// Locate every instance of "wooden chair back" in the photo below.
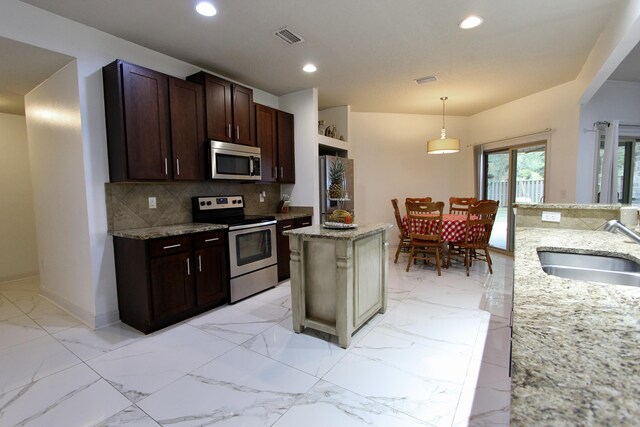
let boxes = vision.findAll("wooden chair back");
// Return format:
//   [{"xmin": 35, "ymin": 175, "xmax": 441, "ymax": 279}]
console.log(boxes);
[
  {"xmin": 464, "ymin": 200, "xmax": 499, "ymax": 246},
  {"xmin": 406, "ymin": 197, "xmax": 433, "ymax": 204},
  {"xmin": 405, "ymin": 201, "xmax": 444, "ymax": 242},
  {"xmin": 391, "ymin": 199, "xmax": 406, "ymax": 236},
  {"xmin": 449, "ymin": 197, "xmax": 478, "ymax": 215}
]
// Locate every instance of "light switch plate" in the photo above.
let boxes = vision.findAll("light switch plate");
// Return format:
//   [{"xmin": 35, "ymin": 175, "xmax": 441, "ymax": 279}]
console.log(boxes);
[
  {"xmin": 148, "ymin": 197, "xmax": 157, "ymax": 209},
  {"xmin": 541, "ymin": 211, "xmax": 561, "ymax": 222}
]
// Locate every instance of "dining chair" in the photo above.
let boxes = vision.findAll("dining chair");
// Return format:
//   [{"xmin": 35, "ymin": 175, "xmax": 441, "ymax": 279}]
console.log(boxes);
[
  {"xmin": 391, "ymin": 199, "xmax": 411, "ymax": 263},
  {"xmin": 406, "ymin": 197, "xmax": 433, "ymax": 204},
  {"xmin": 405, "ymin": 201, "xmax": 445, "ymax": 275},
  {"xmin": 447, "ymin": 200, "xmax": 499, "ymax": 276},
  {"xmin": 449, "ymin": 197, "xmax": 478, "ymax": 215}
]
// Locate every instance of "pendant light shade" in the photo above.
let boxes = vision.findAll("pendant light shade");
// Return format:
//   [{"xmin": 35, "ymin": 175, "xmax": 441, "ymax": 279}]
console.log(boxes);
[{"xmin": 427, "ymin": 97, "xmax": 459, "ymax": 154}]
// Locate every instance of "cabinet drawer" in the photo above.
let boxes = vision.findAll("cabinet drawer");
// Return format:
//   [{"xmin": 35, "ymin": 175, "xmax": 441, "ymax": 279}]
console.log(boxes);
[
  {"xmin": 148, "ymin": 235, "xmax": 191, "ymax": 257},
  {"xmin": 277, "ymin": 219, "xmax": 295, "ymax": 233},
  {"xmin": 193, "ymin": 231, "xmax": 225, "ymax": 249},
  {"xmin": 295, "ymin": 217, "xmax": 312, "ymax": 228}
]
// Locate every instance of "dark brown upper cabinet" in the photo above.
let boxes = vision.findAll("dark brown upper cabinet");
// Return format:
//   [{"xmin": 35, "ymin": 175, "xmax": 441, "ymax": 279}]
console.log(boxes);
[
  {"xmin": 103, "ymin": 60, "xmax": 205, "ymax": 182},
  {"xmin": 255, "ymin": 104, "xmax": 295, "ymax": 183},
  {"xmin": 169, "ymin": 78, "xmax": 205, "ymax": 181},
  {"xmin": 187, "ymin": 72, "xmax": 256, "ymax": 146}
]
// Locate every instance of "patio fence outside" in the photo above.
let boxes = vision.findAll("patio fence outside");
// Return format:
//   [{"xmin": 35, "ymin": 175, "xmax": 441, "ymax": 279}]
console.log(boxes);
[{"xmin": 487, "ymin": 179, "xmax": 544, "ymax": 206}]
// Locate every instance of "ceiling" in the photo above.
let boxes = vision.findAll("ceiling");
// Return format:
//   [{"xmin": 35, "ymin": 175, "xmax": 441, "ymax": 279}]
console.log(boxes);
[
  {"xmin": 0, "ymin": 37, "xmax": 73, "ymax": 115},
  {"xmin": 2, "ymin": 0, "xmax": 637, "ymax": 116}
]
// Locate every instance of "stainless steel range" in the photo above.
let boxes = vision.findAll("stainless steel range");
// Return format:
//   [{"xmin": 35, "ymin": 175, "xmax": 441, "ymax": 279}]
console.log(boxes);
[{"xmin": 192, "ymin": 196, "xmax": 277, "ymax": 303}]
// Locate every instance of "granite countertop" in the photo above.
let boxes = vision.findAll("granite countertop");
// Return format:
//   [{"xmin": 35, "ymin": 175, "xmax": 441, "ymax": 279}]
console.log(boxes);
[
  {"xmin": 110, "ymin": 214, "xmax": 312, "ymax": 240},
  {"xmin": 272, "ymin": 212, "xmax": 312, "ymax": 221},
  {"xmin": 512, "ymin": 227, "xmax": 640, "ymax": 425},
  {"xmin": 284, "ymin": 223, "xmax": 392, "ymax": 240},
  {"xmin": 110, "ymin": 223, "xmax": 227, "ymax": 240},
  {"xmin": 514, "ymin": 203, "xmax": 620, "ymax": 210}
]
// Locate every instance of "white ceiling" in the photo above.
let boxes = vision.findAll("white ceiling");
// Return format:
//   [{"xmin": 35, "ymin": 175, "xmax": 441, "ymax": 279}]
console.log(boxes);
[{"xmin": 2, "ymin": 0, "xmax": 637, "ymax": 116}]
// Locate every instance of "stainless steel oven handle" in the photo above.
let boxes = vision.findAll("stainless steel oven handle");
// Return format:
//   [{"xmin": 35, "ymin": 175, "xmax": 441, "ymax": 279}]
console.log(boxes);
[{"xmin": 228, "ymin": 220, "xmax": 277, "ymax": 231}]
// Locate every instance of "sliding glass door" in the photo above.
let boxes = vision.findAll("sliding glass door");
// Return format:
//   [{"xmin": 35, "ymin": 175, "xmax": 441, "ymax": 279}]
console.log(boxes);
[{"xmin": 484, "ymin": 142, "xmax": 547, "ymax": 252}]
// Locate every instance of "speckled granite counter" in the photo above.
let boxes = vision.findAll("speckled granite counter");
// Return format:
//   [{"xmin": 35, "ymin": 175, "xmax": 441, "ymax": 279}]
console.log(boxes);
[
  {"xmin": 284, "ymin": 223, "xmax": 392, "ymax": 240},
  {"xmin": 110, "ymin": 223, "xmax": 226, "ymax": 240},
  {"xmin": 272, "ymin": 212, "xmax": 312, "ymax": 221},
  {"xmin": 512, "ymin": 227, "xmax": 640, "ymax": 425}
]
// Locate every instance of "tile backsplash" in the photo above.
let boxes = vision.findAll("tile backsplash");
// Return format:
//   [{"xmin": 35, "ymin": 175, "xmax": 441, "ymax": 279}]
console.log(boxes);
[{"xmin": 106, "ymin": 182, "xmax": 281, "ymax": 231}]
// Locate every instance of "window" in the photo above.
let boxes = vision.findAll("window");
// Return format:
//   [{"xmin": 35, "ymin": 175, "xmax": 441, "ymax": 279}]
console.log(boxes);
[{"xmin": 596, "ymin": 133, "xmax": 640, "ymax": 204}]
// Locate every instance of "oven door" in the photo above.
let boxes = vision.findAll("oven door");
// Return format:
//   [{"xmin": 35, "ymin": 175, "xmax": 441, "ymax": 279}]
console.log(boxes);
[{"xmin": 228, "ymin": 222, "xmax": 277, "ymax": 278}]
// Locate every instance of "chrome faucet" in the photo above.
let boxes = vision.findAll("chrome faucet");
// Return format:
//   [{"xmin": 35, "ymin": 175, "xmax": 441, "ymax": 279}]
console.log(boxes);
[{"xmin": 603, "ymin": 220, "xmax": 640, "ymax": 244}]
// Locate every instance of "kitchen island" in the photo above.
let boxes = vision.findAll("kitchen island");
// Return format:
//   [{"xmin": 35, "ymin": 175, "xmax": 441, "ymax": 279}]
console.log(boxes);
[
  {"xmin": 512, "ymin": 227, "xmax": 640, "ymax": 425},
  {"xmin": 284, "ymin": 223, "xmax": 392, "ymax": 348}
]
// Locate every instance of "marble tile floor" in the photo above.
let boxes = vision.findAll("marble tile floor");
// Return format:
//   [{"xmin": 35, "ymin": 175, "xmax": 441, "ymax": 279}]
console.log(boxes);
[{"xmin": 0, "ymin": 251, "xmax": 513, "ymax": 426}]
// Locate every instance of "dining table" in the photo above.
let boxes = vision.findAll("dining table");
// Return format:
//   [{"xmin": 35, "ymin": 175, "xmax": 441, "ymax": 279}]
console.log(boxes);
[{"xmin": 401, "ymin": 213, "xmax": 480, "ymax": 242}]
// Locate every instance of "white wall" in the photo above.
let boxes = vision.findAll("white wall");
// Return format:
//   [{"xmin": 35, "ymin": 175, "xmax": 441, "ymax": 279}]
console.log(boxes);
[
  {"xmin": 279, "ymin": 89, "xmax": 320, "ymax": 224},
  {"xmin": 350, "ymin": 112, "xmax": 471, "ymax": 225},
  {"xmin": 469, "ymin": 81, "xmax": 583, "ymax": 203},
  {"xmin": 577, "ymin": 80, "xmax": 640, "ymax": 202},
  {"xmin": 24, "ymin": 62, "xmax": 96, "ymax": 322},
  {"xmin": 319, "ymin": 106, "xmax": 350, "ymax": 142},
  {"xmin": 0, "ymin": 113, "xmax": 39, "ymax": 281}
]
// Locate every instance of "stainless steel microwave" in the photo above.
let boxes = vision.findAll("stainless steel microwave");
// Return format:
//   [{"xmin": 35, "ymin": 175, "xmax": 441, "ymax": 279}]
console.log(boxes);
[{"xmin": 209, "ymin": 140, "xmax": 261, "ymax": 181}]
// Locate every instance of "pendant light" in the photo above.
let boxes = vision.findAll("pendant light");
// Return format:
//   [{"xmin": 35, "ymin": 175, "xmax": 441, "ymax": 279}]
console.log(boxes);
[{"xmin": 427, "ymin": 97, "xmax": 460, "ymax": 154}]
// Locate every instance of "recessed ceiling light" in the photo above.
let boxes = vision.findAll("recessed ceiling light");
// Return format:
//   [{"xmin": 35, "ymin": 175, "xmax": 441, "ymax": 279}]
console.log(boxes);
[
  {"xmin": 459, "ymin": 15, "xmax": 483, "ymax": 29},
  {"xmin": 195, "ymin": 2, "xmax": 217, "ymax": 17},
  {"xmin": 303, "ymin": 64, "xmax": 317, "ymax": 73}
]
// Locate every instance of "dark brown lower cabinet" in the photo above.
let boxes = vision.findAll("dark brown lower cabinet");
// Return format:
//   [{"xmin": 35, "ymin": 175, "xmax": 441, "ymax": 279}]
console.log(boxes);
[
  {"xmin": 277, "ymin": 216, "xmax": 312, "ymax": 282},
  {"xmin": 114, "ymin": 230, "xmax": 228, "ymax": 334}
]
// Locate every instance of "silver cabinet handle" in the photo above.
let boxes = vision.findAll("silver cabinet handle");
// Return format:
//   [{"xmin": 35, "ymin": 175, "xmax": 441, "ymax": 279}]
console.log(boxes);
[
  {"xmin": 204, "ymin": 237, "xmax": 219, "ymax": 242},
  {"xmin": 236, "ymin": 125, "xmax": 240, "ymax": 139},
  {"xmin": 228, "ymin": 123, "xmax": 232, "ymax": 138},
  {"xmin": 300, "ymin": 222, "xmax": 310, "ymax": 226},
  {"xmin": 274, "ymin": 167, "xmax": 278, "ymax": 179},
  {"xmin": 282, "ymin": 225, "xmax": 293, "ymax": 229},
  {"xmin": 186, "ymin": 258, "xmax": 190, "ymax": 276},
  {"xmin": 163, "ymin": 244, "xmax": 181, "ymax": 249},
  {"xmin": 164, "ymin": 158, "xmax": 168, "ymax": 175},
  {"xmin": 197, "ymin": 255, "xmax": 202, "ymax": 272},
  {"xmin": 176, "ymin": 159, "xmax": 180, "ymax": 176},
  {"xmin": 280, "ymin": 166, "xmax": 284, "ymax": 178}
]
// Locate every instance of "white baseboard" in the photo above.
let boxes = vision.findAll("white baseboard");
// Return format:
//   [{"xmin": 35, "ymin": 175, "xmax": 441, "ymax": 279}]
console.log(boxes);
[
  {"xmin": 0, "ymin": 272, "xmax": 40, "ymax": 284},
  {"xmin": 39, "ymin": 287, "xmax": 120, "ymax": 329}
]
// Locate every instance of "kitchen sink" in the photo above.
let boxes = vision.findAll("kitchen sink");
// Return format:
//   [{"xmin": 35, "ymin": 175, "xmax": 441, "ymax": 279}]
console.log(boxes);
[{"xmin": 538, "ymin": 251, "xmax": 640, "ymax": 287}]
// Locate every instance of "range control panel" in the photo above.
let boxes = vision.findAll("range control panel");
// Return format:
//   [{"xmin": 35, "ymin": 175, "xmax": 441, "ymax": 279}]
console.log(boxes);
[{"xmin": 195, "ymin": 195, "xmax": 244, "ymax": 211}]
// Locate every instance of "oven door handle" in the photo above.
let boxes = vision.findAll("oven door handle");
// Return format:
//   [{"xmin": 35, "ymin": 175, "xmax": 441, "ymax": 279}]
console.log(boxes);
[{"xmin": 228, "ymin": 220, "xmax": 277, "ymax": 231}]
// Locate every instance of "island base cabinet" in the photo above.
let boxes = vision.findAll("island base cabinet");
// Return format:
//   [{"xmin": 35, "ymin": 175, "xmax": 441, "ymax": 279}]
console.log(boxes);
[{"xmin": 289, "ymin": 230, "xmax": 388, "ymax": 348}]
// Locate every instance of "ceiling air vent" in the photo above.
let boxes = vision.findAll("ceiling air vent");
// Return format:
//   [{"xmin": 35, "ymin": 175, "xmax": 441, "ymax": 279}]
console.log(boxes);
[
  {"xmin": 274, "ymin": 27, "xmax": 305, "ymax": 45},
  {"xmin": 415, "ymin": 75, "xmax": 438, "ymax": 85}
]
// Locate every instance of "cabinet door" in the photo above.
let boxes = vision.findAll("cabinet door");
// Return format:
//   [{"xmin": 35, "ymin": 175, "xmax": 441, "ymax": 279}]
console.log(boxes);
[
  {"xmin": 277, "ymin": 220, "xmax": 295, "ymax": 281},
  {"xmin": 203, "ymin": 74, "xmax": 233, "ymax": 142},
  {"xmin": 232, "ymin": 84, "xmax": 255, "ymax": 146},
  {"xmin": 277, "ymin": 111, "xmax": 295, "ymax": 183},
  {"xmin": 122, "ymin": 62, "xmax": 171, "ymax": 180},
  {"xmin": 149, "ymin": 253, "xmax": 195, "ymax": 321},
  {"xmin": 255, "ymin": 104, "xmax": 278, "ymax": 182},
  {"xmin": 195, "ymin": 246, "xmax": 228, "ymax": 305},
  {"xmin": 169, "ymin": 78, "xmax": 205, "ymax": 180}
]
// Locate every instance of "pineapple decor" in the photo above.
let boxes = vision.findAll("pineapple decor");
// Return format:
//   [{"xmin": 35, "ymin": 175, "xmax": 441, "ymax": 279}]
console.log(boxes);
[{"xmin": 328, "ymin": 156, "xmax": 346, "ymax": 199}]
